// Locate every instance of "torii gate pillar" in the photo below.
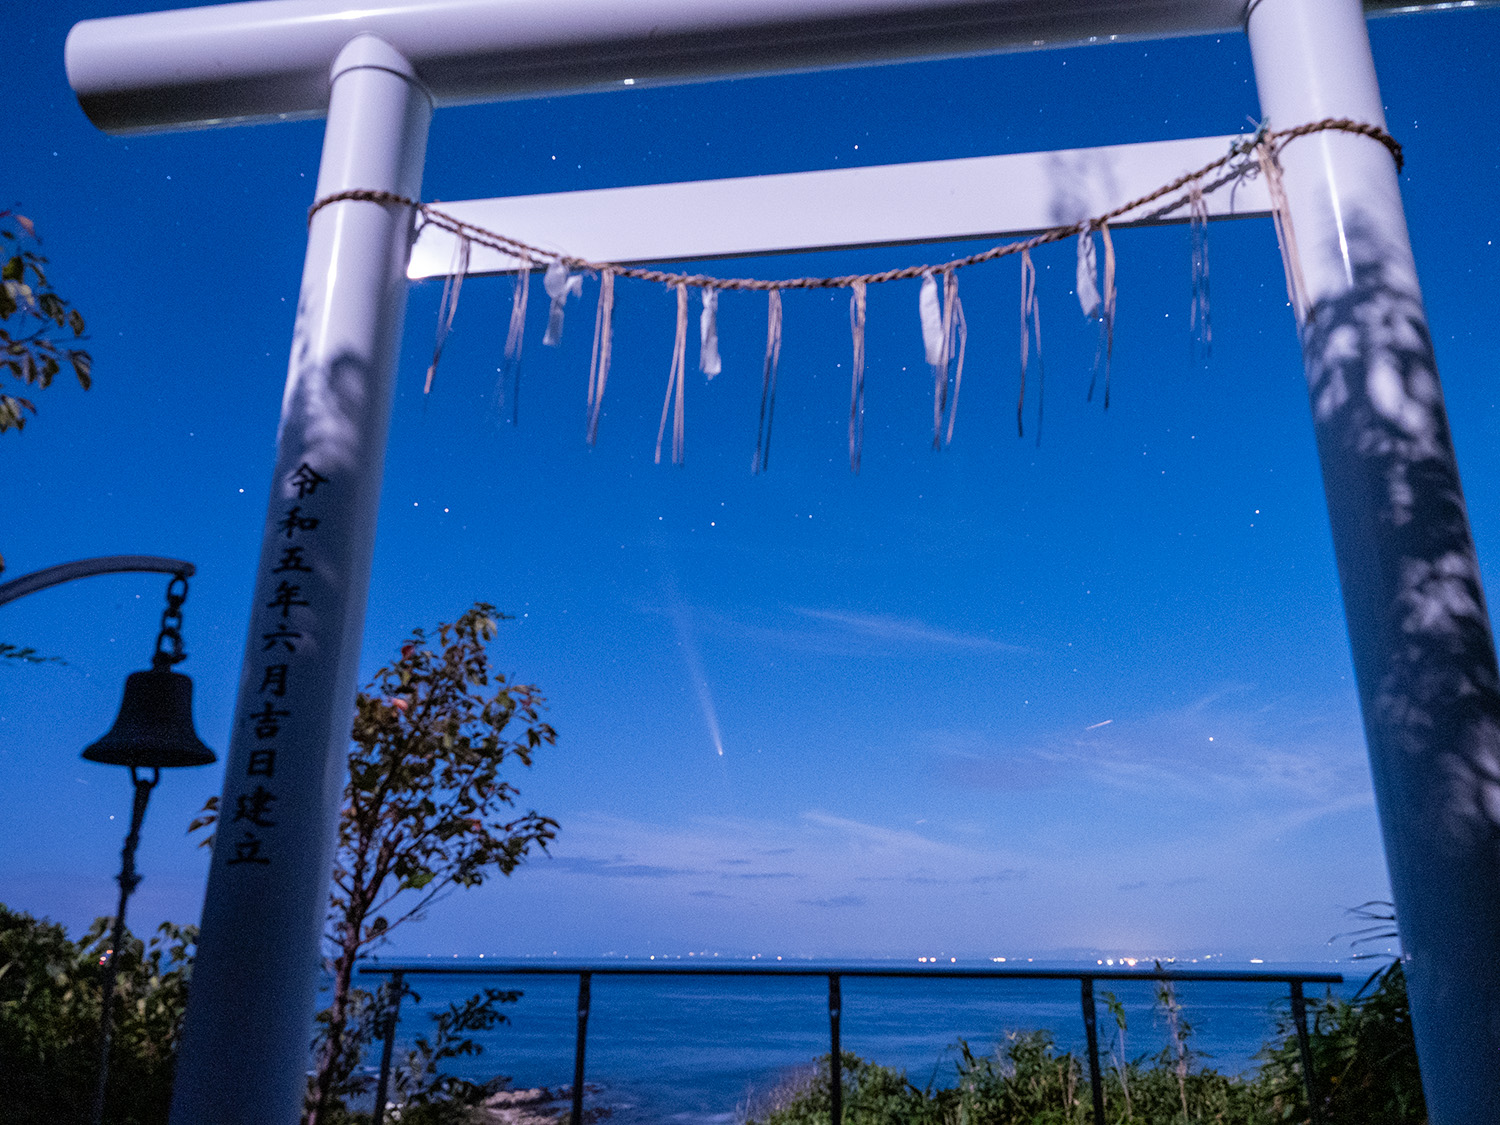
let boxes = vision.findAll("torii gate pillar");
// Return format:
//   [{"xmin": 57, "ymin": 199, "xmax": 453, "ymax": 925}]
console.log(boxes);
[
  {"xmin": 1248, "ymin": 1, "xmax": 1500, "ymax": 1119},
  {"xmin": 166, "ymin": 34, "xmax": 430, "ymax": 1125}
]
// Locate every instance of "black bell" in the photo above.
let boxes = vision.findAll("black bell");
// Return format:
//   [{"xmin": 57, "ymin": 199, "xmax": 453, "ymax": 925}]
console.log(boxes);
[{"xmin": 82, "ymin": 668, "xmax": 217, "ymax": 769}]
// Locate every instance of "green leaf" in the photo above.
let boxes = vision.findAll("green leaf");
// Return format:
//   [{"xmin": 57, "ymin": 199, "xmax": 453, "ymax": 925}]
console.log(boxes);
[
  {"xmin": 0, "ymin": 393, "xmax": 35, "ymax": 432},
  {"xmin": 0, "ymin": 641, "xmax": 64, "ymax": 664},
  {"xmin": 400, "ymin": 869, "xmax": 435, "ymax": 891},
  {"xmin": 68, "ymin": 350, "xmax": 91, "ymax": 390}
]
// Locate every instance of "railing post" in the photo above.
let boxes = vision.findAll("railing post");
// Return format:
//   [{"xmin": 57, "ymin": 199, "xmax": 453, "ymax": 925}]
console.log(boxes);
[
  {"xmin": 571, "ymin": 972, "xmax": 592, "ymax": 1125},
  {"xmin": 372, "ymin": 970, "xmax": 404, "ymax": 1125},
  {"xmin": 1081, "ymin": 977, "xmax": 1106, "ymax": 1124},
  {"xmin": 828, "ymin": 974, "xmax": 843, "ymax": 1125},
  {"xmin": 1290, "ymin": 981, "xmax": 1322, "ymax": 1125}
]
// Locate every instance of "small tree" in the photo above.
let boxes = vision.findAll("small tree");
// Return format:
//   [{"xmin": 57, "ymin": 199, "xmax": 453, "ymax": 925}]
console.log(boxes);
[
  {"xmin": 1, "ymin": 210, "xmax": 91, "ymax": 436},
  {"xmin": 195, "ymin": 603, "xmax": 557, "ymax": 1123},
  {"xmin": 0, "ymin": 208, "xmax": 93, "ymax": 582}
]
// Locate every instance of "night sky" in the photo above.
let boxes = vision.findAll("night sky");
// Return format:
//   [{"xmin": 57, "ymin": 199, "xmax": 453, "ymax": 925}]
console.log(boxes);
[{"xmin": 4, "ymin": 2, "xmax": 1499, "ymax": 962}]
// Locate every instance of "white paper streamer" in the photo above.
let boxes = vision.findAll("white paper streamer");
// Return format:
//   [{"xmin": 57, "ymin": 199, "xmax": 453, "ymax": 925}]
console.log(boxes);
[
  {"xmin": 1256, "ymin": 141, "xmax": 1309, "ymax": 329},
  {"xmin": 919, "ymin": 272, "xmax": 944, "ymax": 366},
  {"xmin": 1076, "ymin": 230, "xmax": 1101, "ymax": 320},
  {"xmin": 849, "ymin": 280, "xmax": 867, "ymax": 473},
  {"xmin": 1019, "ymin": 249, "xmax": 1044, "ymax": 442},
  {"xmin": 587, "ymin": 269, "xmax": 615, "ymax": 445},
  {"xmin": 753, "ymin": 290, "xmax": 783, "ymax": 474},
  {"xmin": 501, "ymin": 259, "xmax": 532, "ymax": 425},
  {"xmin": 942, "ymin": 270, "xmax": 967, "ymax": 447},
  {"xmin": 543, "ymin": 258, "xmax": 583, "ymax": 347},
  {"xmin": 699, "ymin": 288, "xmax": 722, "ymax": 378},
  {"xmin": 1087, "ymin": 222, "xmax": 1118, "ymax": 408},
  {"xmin": 1189, "ymin": 183, "xmax": 1212, "ymax": 365},
  {"xmin": 656, "ymin": 284, "xmax": 689, "ymax": 465},
  {"xmin": 424, "ymin": 235, "xmax": 470, "ymax": 395}
]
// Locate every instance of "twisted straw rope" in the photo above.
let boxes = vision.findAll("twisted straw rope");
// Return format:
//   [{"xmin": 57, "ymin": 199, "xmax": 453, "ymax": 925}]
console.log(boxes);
[{"xmin": 308, "ymin": 118, "xmax": 1401, "ymax": 292}]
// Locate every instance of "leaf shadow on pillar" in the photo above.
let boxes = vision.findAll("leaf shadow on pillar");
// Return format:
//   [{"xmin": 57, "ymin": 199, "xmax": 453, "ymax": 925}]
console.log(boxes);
[{"xmin": 1299, "ymin": 208, "xmax": 1500, "ymax": 926}]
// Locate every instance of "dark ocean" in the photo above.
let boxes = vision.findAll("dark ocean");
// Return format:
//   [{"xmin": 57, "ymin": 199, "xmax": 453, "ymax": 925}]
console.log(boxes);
[{"xmin": 361, "ymin": 960, "xmax": 1356, "ymax": 1124}]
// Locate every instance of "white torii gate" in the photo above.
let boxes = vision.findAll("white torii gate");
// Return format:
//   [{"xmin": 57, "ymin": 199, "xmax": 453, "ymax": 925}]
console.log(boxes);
[{"xmin": 64, "ymin": 1, "xmax": 1500, "ymax": 1122}]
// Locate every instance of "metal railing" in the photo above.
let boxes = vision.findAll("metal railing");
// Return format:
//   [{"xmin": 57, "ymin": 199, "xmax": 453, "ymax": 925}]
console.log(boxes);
[{"xmin": 357, "ymin": 961, "xmax": 1343, "ymax": 1125}]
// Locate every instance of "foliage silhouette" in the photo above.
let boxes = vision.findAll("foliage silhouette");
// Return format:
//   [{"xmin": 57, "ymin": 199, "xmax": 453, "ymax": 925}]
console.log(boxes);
[
  {"xmin": 1, "ymin": 210, "xmax": 91, "ymax": 437},
  {"xmin": 0, "ymin": 905, "xmax": 194, "ymax": 1125}
]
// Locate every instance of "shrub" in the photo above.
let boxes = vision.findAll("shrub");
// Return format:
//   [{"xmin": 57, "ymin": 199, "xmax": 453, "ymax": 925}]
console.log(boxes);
[
  {"xmin": 748, "ymin": 1052, "xmax": 945, "ymax": 1125},
  {"xmin": 1257, "ymin": 961, "xmax": 1426, "ymax": 1125},
  {"xmin": 0, "ymin": 904, "xmax": 193, "ymax": 1125}
]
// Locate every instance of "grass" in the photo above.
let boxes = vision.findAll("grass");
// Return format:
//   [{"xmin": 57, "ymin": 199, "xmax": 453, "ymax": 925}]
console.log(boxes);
[{"xmin": 741, "ymin": 964, "xmax": 1427, "ymax": 1125}]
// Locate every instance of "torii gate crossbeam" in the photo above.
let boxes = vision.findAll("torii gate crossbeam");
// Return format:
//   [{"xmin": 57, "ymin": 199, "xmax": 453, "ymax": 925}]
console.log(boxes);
[{"xmin": 63, "ymin": 2, "xmax": 1500, "ymax": 1123}]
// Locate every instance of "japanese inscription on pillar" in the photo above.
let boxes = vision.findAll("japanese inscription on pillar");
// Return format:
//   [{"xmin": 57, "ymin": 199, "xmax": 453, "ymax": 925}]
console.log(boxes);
[{"xmin": 226, "ymin": 460, "xmax": 330, "ymax": 868}]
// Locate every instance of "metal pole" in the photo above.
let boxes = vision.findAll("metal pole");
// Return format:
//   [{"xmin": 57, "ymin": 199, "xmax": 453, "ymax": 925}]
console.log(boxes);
[
  {"xmin": 828, "ymin": 974, "xmax": 843, "ymax": 1125},
  {"xmin": 1247, "ymin": 3, "xmax": 1500, "ymax": 1122},
  {"xmin": 1080, "ymin": 977, "xmax": 1106, "ymax": 1125},
  {"xmin": 1289, "ymin": 981, "xmax": 1322, "ymax": 1125},
  {"xmin": 168, "ymin": 33, "xmax": 431, "ymax": 1125},
  {"xmin": 0, "ymin": 556, "xmax": 193, "ymax": 607},
  {"xmin": 88, "ymin": 768, "xmax": 158, "ymax": 1125},
  {"xmin": 372, "ymin": 971, "xmax": 405, "ymax": 1125},
  {"xmin": 571, "ymin": 972, "xmax": 592, "ymax": 1125}
]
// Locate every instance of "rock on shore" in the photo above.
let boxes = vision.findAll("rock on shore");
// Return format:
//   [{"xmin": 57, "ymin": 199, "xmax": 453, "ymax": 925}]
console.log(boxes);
[{"xmin": 477, "ymin": 1085, "xmax": 610, "ymax": 1125}]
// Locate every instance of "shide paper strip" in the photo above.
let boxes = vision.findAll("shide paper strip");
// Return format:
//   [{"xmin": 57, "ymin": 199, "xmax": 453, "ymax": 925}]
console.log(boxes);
[
  {"xmin": 753, "ymin": 289, "xmax": 783, "ymax": 474},
  {"xmin": 1019, "ymin": 248, "xmax": 1044, "ymax": 443},
  {"xmin": 700, "ymin": 287, "xmax": 722, "ymax": 377},
  {"xmin": 1085, "ymin": 222, "xmax": 1117, "ymax": 408},
  {"xmin": 501, "ymin": 260, "xmax": 532, "ymax": 425},
  {"xmin": 423, "ymin": 235, "xmax": 470, "ymax": 395},
  {"xmin": 542, "ymin": 258, "xmax": 583, "ymax": 347},
  {"xmin": 587, "ymin": 269, "xmax": 615, "ymax": 445},
  {"xmin": 1256, "ymin": 141, "xmax": 1309, "ymax": 330},
  {"xmin": 920, "ymin": 270, "xmax": 965, "ymax": 447},
  {"xmin": 1076, "ymin": 229, "xmax": 1101, "ymax": 320},
  {"xmin": 1189, "ymin": 183, "xmax": 1211, "ymax": 365},
  {"xmin": 848, "ymin": 280, "xmax": 867, "ymax": 473},
  {"xmin": 656, "ymin": 283, "xmax": 689, "ymax": 465},
  {"xmin": 942, "ymin": 269, "xmax": 967, "ymax": 446}
]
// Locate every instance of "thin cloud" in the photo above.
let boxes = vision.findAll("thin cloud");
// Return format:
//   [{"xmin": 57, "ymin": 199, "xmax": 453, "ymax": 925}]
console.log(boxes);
[
  {"xmin": 794, "ymin": 608, "xmax": 1027, "ymax": 652},
  {"xmin": 1117, "ymin": 875, "xmax": 1208, "ymax": 892},
  {"xmin": 930, "ymin": 689, "xmax": 1373, "ymax": 808},
  {"xmin": 543, "ymin": 856, "xmax": 696, "ymax": 879},
  {"xmin": 723, "ymin": 871, "xmax": 798, "ymax": 880},
  {"xmin": 799, "ymin": 894, "xmax": 866, "ymax": 909}
]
